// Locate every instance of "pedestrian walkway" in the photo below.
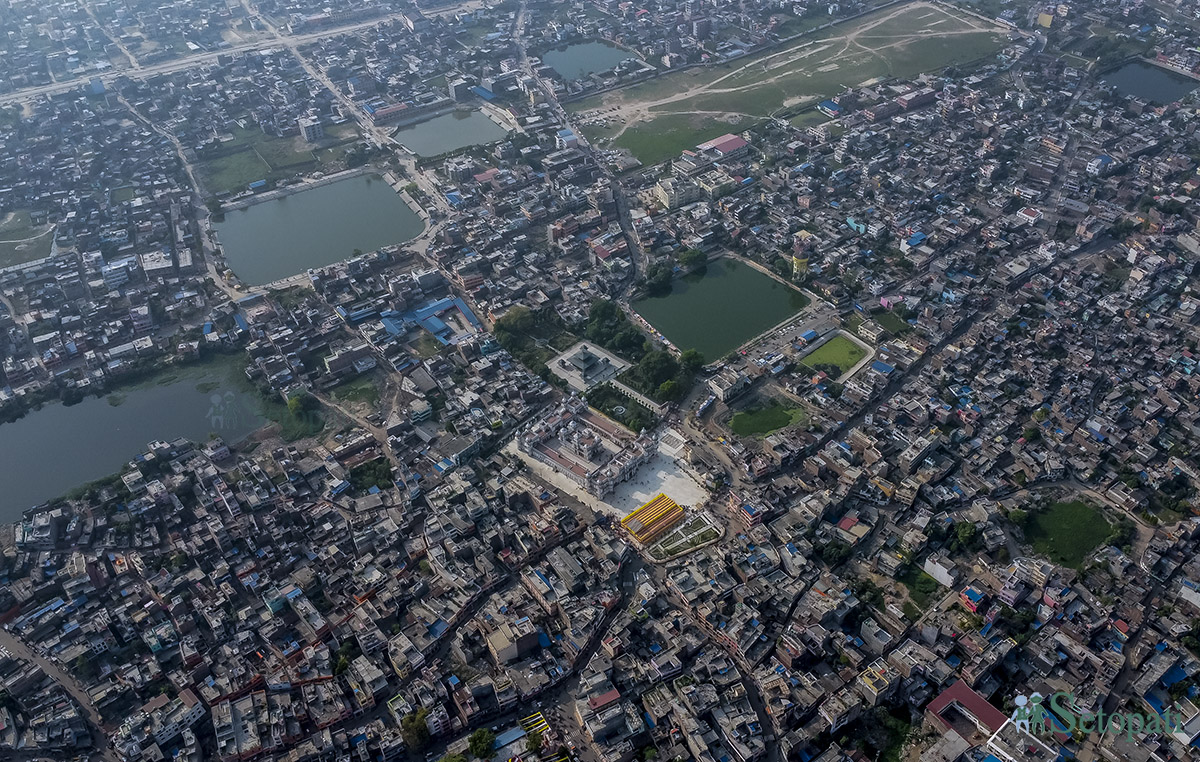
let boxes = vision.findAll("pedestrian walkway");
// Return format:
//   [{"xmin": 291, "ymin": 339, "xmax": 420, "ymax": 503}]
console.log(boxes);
[{"xmin": 520, "ymin": 711, "xmax": 550, "ymax": 735}]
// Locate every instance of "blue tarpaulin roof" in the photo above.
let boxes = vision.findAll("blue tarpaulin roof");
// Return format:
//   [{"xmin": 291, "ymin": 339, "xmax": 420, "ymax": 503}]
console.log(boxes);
[{"xmin": 494, "ymin": 727, "xmax": 526, "ymax": 748}]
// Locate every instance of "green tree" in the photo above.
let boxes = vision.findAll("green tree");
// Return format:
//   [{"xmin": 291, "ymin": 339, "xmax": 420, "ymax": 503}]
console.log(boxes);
[
  {"xmin": 635, "ymin": 351, "xmax": 679, "ymax": 389},
  {"xmin": 525, "ymin": 731, "xmax": 544, "ymax": 754},
  {"xmin": 657, "ymin": 379, "xmax": 682, "ymax": 401},
  {"xmin": 287, "ymin": 393, "xmax": 313, "ymax": 416},
  {"xmin": 439, "ymin": 755, "xmax": 468, "ymax": 762},
  {"xmin": 642, "ymin": 263, "xmax": 673, "ymax": 296},
  {"xmin": 680, "ymin": 349, "xmax": 705, "ymax": 374},
  {"xmin": 401, "ymin": 708, "xmax": 431, "ymax": 751},
  {"xmin": 819, "ymin": 541, "xmax": 851, "ymax": 567},
  {"xmin": 469, "ymin": 729, "xmax": 497, "ymax": 758},
  {"xmin": 678, "ymin": 248, "xmax": 707, "ymax": 269},
  {"xmin": 955, "ymin": 522, "xmax": 978, "ymax": 548},
  {"xmin": 495, "ymin": 306, "xmax": 535, "ymax": 335}
]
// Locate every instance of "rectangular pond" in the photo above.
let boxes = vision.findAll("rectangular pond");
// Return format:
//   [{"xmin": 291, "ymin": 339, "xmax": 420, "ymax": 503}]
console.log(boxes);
[
  {"xmin": 214, "ymin": 173, "xmax": 424, "ymax": 285},
  {"xmin": 0, "ymin": 354, "xmax": 264, "ymax": 518},
  {"xmin": 632, "ymin": 259, "xmax": 809, "ymax": 360},
  {"xmin": 394, "ymin": 110, "xmax": 510, "ymax": 157},
  {"xmin": 542, "ymin": 40, "xmax": 634, "ymax": 81},
  {"xmin": 1101, "ymin": 61, "xmax": 1198, "ymax": 104}
]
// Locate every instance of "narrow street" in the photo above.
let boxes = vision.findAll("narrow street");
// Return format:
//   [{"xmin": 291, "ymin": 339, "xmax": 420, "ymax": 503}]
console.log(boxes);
[
  {"xmin": 241, "ymin": 2, "xmax": 453, "ymax": 217},
  {"xmin": 78, "ymin": 0, "xmax": 141, "ymax": 70},
  {"xmin": 115, "ymin": 91, "xmax": 248, "ymax": 304},
  {"xmin": 513, "ymin": 0, "xmax": 644, "ymax": 285},
  {"xmin": 638, "ymin": 560, "xmax": 783, "ymax": 762},
  {"xmin": 0, "ymin": 628, "xmax": 118, "ymax": 761},
  {"xmin": 311, "ymin": 390, "xmax": 402, "ymax": 471},
  {"xmin": 410, "ymin": 554, "xmax": 641, "ymax": 762}
]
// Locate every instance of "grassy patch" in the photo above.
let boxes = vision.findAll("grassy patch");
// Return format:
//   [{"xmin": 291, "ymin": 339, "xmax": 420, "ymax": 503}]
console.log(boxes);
[
  {"xmin": 574, "ymin": 4, "xmax": 1005, "ymax": 164},
  {"xmin": 0, "ymin": 210, "xmax": 54, "ymax": 268},
  {"xmin": 255, "ymin": 392, "xmax": 326, "ymax": 441},
  {"xmin": 456, "ymin": 23, "xmax": 502, "ymax": 46},
  {"xmin": 110, "ymin": 186, "xmax": 137, "ymax": 203},
  {"xmin": 897, "ymin": 566, "xmax": 940, "ymax": 609},
  {"xmin": 196, "ymin": 125, "xmax": 354, "ymax": 195},
  {"xmin": 860, "ymin": 6, "xmax": 977, "ymax": 37},
  {"xmin": 801, "ymin": 335, "xmax": 867, "ymax": 376},
  {"xmin": 1056, "ymin": 51, "xmax": 1094, "ymax": 69},
  {"xmin": 873, "ymin": 309, "xmax": 911, "ymax": 334},
  {"xmin": 1025, "ymin": 500, "xmax": 1112, "ymax": 569},
  {"xmin": 728, "ymin": 401, "xmax": 805, "ymax": 437},
  {"xmin": 414, "ymin": 333, "xmax": 444, "ymax": 358},
  {"xmin": 331, "ymin": 374, "xmax": 380, "ymax": 406},
  {"xmin": 788, "ymin": 109, "xmax": 831, "ymax": 129},
  {"xmin": 197, "ymin": 148, "xmax": 272, "ymax": 195},
  {"xmin": 613, "ymin": 112, "xmax": 756, "ymax": 166}
]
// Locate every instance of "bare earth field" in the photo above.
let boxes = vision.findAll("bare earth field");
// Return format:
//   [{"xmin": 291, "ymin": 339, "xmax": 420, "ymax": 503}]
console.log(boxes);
[{"xmin": 569, "ymin": 2, "xmax": 1007, "ymax": 164}]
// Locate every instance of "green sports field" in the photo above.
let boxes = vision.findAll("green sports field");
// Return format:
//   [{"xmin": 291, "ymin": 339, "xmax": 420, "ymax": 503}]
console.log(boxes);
[{"xmin": 801, "ymin": 335, "xmax": 868, "ymax": 376}]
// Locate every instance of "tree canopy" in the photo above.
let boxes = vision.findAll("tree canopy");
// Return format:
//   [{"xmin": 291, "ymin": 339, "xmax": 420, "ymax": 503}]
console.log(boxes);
[
  {"xmin": 468, "ymin": 729, "xmax": 496, "ymax": 759},
  {"xmin": 678, "ymin": 248, "xmax": 707, "ymax": 270},
  {"xmin": 401, "ymin": 708, "xmax": 431, "ymax": 751}
]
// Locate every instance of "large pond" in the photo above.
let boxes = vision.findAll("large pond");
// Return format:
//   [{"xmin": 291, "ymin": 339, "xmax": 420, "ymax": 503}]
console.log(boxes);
[
  {"xmin": 1101, "ymin": 61, "xmax": 1198, "ymax": 104},
  {"xmin": 215, "ymin": 174, "xmax": 424, "ymax": 285},
  {"xmin": 394, "ymin": 110, "xmax": 510, "ymax": 157},
  {"xmin": 633, "ymin": 259, "xmax": 810, "ymax": 360},
  {"xmin": 542, "ymin": 40, "xmax": 633, "ymax": 81},
  {"xmin": 0, "ymin": 354, "xmax": 264, "ymax": 519}
]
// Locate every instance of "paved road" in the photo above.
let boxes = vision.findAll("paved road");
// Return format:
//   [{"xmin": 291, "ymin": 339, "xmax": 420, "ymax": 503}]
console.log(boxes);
[
  {"xmin": 261, "ymin": 7, "xmax": 454, "ymax": 216},
  {"xmin": 0, "ymin": 628, "xmax": 118, "ymax": 761},
  {"xmin": 636, "ymin": 559, "xmax": 783, "ymax": 762},
  {"xmin": 312, "ymin": 390, "xmax": 403, "ymax": 470},
  {"xmin": 513, "ymin": 0, "xmax": 644, "ymax": 287},
  {"xmin": 1102, "ymin": 560, "xmax": 1180, "ymax": 717},
  {"xmin": 0, "ymin": 14, "xmax": 420, "ymax": 107},
  {"xmin": 412, "ymin": 554, "xmax": 640, "ymax": 762}
]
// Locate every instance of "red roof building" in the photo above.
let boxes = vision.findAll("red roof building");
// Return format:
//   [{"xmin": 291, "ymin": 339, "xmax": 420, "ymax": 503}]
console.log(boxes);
[
  {"xmin": 697, "ymin": 134, "xmax": 749, "ymax": 159},
  {"xmin": 587, "ymin": 688, "xmax": 621, "ymax": 711},
  {"xmin": 925, "ymin": 680, "xmax": 1008, "ymax": 739}
]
